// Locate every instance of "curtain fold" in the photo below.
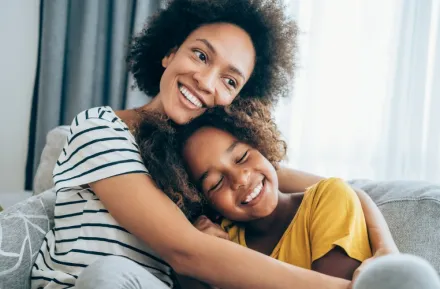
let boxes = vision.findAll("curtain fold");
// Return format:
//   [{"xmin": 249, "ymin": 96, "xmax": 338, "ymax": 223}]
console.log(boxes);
[
  {"xmin": 27, "ymin": 0, "xmax": 440, "ymax": 188},
  {"xmin": 26, "ymin": 0, "xmax": 163, "ymax": 189},
  {"xmin": 279, "ymin": 0, "xmax": 440, "ymax": 182},
  {"xmin": 382, "ymin": 0, "xmax": 440, "ymax": 181}
]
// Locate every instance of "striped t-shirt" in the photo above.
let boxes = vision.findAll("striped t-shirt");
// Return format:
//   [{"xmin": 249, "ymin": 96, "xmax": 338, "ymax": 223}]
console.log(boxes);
[{"xmin": 31, "ymin": 106, "xmax": 174, "ymax": 289}]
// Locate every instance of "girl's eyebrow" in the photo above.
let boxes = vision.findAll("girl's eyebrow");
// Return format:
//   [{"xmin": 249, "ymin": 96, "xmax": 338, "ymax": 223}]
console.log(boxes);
[
  {"xmin": 198, "ymin": 141, "xmax": 240, "ymax": 183},
  {"xmin": 199, "ymin": 171, "xmax": 209, "ymax": 183},
  {"xmin": 195, "ymin": 38, "xmax": 246, "ymax": 81},
  {"xmin": 226, "ymin": 141, "xmax": 240, "ymax": 153}
]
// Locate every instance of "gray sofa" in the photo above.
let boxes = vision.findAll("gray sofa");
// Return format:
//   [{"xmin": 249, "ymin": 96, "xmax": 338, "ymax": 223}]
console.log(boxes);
[{"xmin": 1, "ymin": 127, "xmax": 440, "ymax": 289}]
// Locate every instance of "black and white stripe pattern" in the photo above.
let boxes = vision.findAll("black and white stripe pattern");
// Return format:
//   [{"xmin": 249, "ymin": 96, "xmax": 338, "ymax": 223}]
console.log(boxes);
[{"xmin": 31, "ymin": 107, "xmax": 174, "ymax": 288}]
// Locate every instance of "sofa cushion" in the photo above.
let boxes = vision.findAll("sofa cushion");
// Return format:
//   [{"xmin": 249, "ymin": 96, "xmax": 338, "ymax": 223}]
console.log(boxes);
[
  {"xmin": 0, "ymin": 188, "xmax": 56, "ymax": 289},
  {"xmin": 33, "ymin": 126, "xmax": 70, "ymax": 195},
  {"xmin": 1, "ymin": 176, "xmax": 439, "ymax": 289},
  {"xmin": 349, "ymin": 179, "xmax": 440, "ymax": 273}
]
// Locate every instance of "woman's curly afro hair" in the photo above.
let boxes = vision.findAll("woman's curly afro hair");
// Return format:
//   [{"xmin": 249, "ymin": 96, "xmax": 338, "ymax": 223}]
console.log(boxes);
[
  {"xmin": 128, "ymin": 0, "xmax": 297, "ymax": 105},
  {"xmin": 135, "ymin": 99, "xmax": 287, "ymax": 220}
]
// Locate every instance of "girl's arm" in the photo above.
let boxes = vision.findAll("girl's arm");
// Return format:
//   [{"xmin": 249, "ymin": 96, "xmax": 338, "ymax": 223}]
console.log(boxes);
[
  {"xmin": 91, "ymin": 173, "xmax": 350, "ymax": 289},
  {"xmin": 276, "ymin": 167, "xmax": 399, "ymax": 254},
  {"xmin": 312, "ymin": 247, "xmax": 361, "ymax": 280}
]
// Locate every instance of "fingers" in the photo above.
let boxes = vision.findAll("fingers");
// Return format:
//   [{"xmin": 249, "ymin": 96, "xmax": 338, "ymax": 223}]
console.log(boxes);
[
  {"xmin": 205, "ymin": 226, "xmax": 229, "ymax": 240},
  {"xmin": 194, "ymin": 215, "xmax": 213, "ymax": 229},
  {"xmin": 194, "ymin": 215, "xmax": 229, "ymax": 240}
]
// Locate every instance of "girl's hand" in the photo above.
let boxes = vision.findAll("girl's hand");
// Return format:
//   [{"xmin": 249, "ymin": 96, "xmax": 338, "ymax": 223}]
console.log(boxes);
[
  {"xmin": 193, "ymin": 215, "xmax": 229, "ymax": 240},
  {"xmin": 349, "ymin": 248, "xmax": 399, "ymax": 289}
]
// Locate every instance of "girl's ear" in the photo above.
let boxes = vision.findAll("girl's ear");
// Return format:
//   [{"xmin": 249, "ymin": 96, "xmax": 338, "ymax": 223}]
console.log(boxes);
[
  {"xmin": 205, "ymin": 206, "xmax": 222, "ymax": 224},
  {"xmin": 213, "ymin": 214, "xmax": 222, "ymax": 225}
]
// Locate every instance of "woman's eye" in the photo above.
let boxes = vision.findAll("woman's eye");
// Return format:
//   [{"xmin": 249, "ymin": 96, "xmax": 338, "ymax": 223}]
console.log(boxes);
[
  {"xmin": 194, "ymin": 50, "xmax": 207, "ymax": 63},
  {"xmin": 236, "ymin": 151, "xmax": 248, "ymax": 164},
  {"xmin": 224, "ymin": 77, "xmax": 237, "ymax": 88}
]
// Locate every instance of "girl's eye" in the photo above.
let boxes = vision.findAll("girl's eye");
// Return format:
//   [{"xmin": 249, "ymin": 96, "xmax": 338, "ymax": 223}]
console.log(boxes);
[
  {"xmin": 209, "ymin": 176, "xmax": 224, "ymax": 192},
  {"xmin": 194, "ymin": 50, "xmax": 207, "ymax": 63},
  {"xmin": 236, "ymin": 151, "xmax": 248, "ymax": 164},
  {"xmin": 223, "ymin": 77, "xmax": 237, "ymax": 89}
]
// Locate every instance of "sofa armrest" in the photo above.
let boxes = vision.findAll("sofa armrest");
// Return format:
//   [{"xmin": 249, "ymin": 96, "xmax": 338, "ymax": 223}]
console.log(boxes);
[
  {"xmin": 0, "ymin": 188, "xmax": 56, "ymax": 289},
  {"xmin": 33, "ymin": 126, "xmax": 70, "ymax": 195},
  {"xmin": 349, "ymin": 179, "xmax": 440, "ymax": 273}
]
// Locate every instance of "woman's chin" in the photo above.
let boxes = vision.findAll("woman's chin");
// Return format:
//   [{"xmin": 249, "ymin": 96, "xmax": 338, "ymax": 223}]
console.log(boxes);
[
  {"xmin": 165, "ymin": 109, "xmax": 189, "ymax": 124},
  {"xmin": 167, "ymin": 108, "xmax": 202, "ymax": 124}
]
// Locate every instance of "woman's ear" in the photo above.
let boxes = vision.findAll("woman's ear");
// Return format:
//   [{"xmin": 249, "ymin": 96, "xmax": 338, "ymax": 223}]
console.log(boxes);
[{"xmin": 162, "ymin": 47, "xmax": 178, "ymax": 68}]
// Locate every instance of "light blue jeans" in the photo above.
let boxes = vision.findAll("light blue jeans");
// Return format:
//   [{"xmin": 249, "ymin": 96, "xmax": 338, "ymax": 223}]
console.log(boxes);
[
  {"xmin": 353, "ymin": 254, "xmax": 440, "ymax": 289},
  {"xmin": 76, "ymin": 254, "xmax": 440, "ymax": 289}
]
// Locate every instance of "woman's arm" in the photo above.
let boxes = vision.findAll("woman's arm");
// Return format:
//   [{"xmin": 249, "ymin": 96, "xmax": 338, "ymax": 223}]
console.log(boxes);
[
  {"xmin": 91, "ymin": 173, "xmax": 350, "ymax": 289},
  {"xmin": 351, "ymin": 187, "xmax": 399, "ymax": 254},
  {"xmin": 276, "ymin": 167, "xmax": 398, "ymax": 254},
  {"xmin": 277, "ymin": 167, "xmax": 324, "ymax": 193},
  {"xmin": 176, "ymin": 275, "xmax": 214, "ymax": 289}
]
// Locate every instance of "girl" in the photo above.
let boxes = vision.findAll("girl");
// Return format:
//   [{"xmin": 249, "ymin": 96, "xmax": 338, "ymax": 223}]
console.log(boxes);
[
  {"xmin": 32, "ymin": 0, "xmax": 397, "ymax": 288},
  {"xmin": 175, "ymin": 102, "xmax": 372, "ymax": 287},
  {"xmin": 140, "ymin": 101, "xmax": 439, "ymax": 289}
]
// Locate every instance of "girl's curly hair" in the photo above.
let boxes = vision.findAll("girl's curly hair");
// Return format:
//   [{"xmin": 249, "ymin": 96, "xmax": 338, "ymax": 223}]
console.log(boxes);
[
  {"xmin": 127, "ymin": 0, "xmax": 297, "ymax": 105},
  {"xmin": 135, "ymin": 99, "xmax": 287, "ymax": 220}
]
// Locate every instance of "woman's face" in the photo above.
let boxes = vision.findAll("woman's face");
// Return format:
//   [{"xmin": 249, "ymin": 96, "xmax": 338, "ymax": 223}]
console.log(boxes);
[
  {"xmin": 157, "ymin": 23, "xmax": 256, "ymax": 124},
  {"xmin": 183, "ymin": 127, "xmax": 279, "ymax": 222}
]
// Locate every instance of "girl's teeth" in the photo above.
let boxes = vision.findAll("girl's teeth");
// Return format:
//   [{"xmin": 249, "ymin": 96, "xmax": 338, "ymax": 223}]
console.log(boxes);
[{"xmin": 243, "ymin": 182, "xmax": 263, "ymax": 204}]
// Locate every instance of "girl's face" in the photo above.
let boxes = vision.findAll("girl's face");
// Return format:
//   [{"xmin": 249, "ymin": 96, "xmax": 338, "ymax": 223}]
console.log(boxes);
[
  {"xmin": 183, "ymin": 127, "xmax": 279, "ymax": 222},
  {"xmin": 154, "ymin": 23, "xmax": 256, "ymax": 124}
]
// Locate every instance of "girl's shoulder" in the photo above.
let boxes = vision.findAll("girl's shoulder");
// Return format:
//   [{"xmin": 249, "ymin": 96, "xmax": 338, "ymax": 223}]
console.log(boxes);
[{"xmin": 305, "ymin": 178, "xmax": 356, "ymax": 206}]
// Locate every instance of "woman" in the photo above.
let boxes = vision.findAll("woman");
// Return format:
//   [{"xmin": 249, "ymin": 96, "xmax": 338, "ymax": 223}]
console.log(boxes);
[{"xmin": 32, "ymin": 0, "xmax": 397, "ymax": 289}]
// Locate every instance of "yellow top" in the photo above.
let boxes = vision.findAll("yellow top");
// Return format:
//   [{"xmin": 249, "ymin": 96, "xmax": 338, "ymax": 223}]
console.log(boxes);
[{"xmin": 221, "ymin": 178, "xmax": 372, "ymax": 269}]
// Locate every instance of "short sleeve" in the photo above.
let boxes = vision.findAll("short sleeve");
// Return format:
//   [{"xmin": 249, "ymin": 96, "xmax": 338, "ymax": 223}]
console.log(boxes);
[
  {"xmin": 309, "ymin": 178, "xmax": 372, "ymax": 263},
  {"xmin": 221, "ymin": 218, "xmax": 245, "ymax": 246},
  {"xmin": 53, "ymin": 107, "xmax": 148, "ymax": 190}
]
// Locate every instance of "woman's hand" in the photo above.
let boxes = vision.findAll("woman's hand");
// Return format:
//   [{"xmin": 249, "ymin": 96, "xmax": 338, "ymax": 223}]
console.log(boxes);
[
  {"xmin": 349, "ymin": 248, "xmax": 399, "ymax": 289},
  {"xmin": 194, "ymin": 215, "xmax": 229, "ymax": 240}
]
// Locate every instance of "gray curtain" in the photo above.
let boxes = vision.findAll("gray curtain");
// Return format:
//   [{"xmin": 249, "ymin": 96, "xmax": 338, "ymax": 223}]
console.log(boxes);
[{"xmin": 26, "ymin": 0, "xmax": 163, "ymax": 189}]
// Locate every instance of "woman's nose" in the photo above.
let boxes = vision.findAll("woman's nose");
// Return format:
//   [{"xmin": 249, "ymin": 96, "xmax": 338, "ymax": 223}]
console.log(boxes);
[{"xmin": 193, "ymin": 69, "xmax": 216, "ymax": 104}]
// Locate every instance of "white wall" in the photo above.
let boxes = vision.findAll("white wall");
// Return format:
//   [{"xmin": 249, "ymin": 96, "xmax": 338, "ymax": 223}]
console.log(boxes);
[{"xmin": 0, "ymin": 0, "xmax": 40, "ymax": 192}]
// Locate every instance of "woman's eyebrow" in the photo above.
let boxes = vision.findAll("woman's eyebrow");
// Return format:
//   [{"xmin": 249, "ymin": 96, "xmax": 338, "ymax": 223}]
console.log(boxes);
[
  {"xmin": 196, "ymin": 38, "xmax": 217, "ymax": 55},
  {"xmin": 196, "ymin": 38, "xmax": 246, "ymax": 81}
]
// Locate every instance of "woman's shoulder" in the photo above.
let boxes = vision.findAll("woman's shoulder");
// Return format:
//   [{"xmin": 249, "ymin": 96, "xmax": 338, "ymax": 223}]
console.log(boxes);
[
  {"xmin": 66, "ymin": 106, "xmax": 135, "ymax": 144},
  {"xmin": 70, "ymin": 106, "xmax": 128, "ymax": 129},
  {"xmin": 53, "ymin": 106, "xmax": 148, "ymax": 190}
]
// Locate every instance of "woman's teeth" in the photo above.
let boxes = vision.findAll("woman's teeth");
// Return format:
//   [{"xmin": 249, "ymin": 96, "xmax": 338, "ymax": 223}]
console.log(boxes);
[
  {"xmin": 179, "ymin": 85, "xmax": 203, "ymax": 108},
  {"xmin": 243, "ymin": 182, "xmax": 263, "ymax": 204}
]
